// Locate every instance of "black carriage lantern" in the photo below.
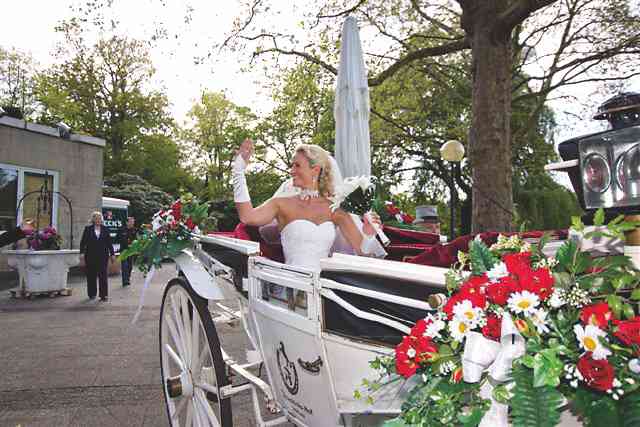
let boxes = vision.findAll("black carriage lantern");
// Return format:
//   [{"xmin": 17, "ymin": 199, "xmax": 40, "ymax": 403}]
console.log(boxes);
[
  {"xmin": 15, "ymin": 171, "xmax": 74, "ymax": 249},
  {"xmin": 557, "ymin": 92, "xmax": 640, "ymax": 218}
]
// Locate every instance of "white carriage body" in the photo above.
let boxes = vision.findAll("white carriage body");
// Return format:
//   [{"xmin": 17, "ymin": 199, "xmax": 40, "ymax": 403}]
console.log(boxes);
[{"xmin": 169, "ymin": 232, "xmax": 450, "ymax": 426}]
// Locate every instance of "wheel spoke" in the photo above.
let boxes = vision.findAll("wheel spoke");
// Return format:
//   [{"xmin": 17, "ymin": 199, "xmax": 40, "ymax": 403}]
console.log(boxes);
[
  {"xmin": 166, "ymin": 309, "xmax": 188, "ymax": 363},
  {"xmin": 191, "ymin": 302, "xmax": 200, "ymax": 373},
  {"xmin": 185, "ymin": 398, "xmax": 193, "ymax": 427},
  {"xmin": 170, "ymin": 294, "xmax": 190, "ymax": 363},
  {"xmin": 165, "ymin": 343, "xmax": 185, "ymax": 371},
  {"xmin": 171, "ymin": 395, "xmax": 188, "ymax": 423},
  {"xmin": 196, "ymin": 389, "xmax": 221, "ymax": 427},
  {"xmin": 180, "ymin": 291, "xmax": 193, "ymax": 367}
]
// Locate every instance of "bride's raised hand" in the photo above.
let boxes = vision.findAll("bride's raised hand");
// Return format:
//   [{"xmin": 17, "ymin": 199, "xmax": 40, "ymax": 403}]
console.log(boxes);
[{"xmin": 237, "ymin": 138, "xmax": 254, "ymax": 164}]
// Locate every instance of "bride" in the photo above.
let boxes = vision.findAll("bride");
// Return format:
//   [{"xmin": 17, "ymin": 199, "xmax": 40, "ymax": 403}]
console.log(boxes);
[{"xmin": 233, "ymin": 138, "xmax": 384, "ymax": 272}]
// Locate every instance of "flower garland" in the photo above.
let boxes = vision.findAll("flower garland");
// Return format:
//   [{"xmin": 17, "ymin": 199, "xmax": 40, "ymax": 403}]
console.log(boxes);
[
  {"xmin": 361, "ymin": 215, "xmax": 640, "ymax": 427},
  {"xmin": 119, "ymin": 194, "xmax": 209, "ymax": 274}
]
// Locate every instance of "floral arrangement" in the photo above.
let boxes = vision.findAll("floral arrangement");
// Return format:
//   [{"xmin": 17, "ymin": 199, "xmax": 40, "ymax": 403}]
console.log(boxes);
[
  {"xmin": 361, "ymin": 210, "xmax": 640, "ymax": 427},
  {"xmin": 381, "ymin": 200, "xmax": 415, "ymax": 225},
  {"xmin": 329, "ymin": 176, "xmax": 375, "ymax": 213},
  {"xmin": 27, "ymin": 226, "xmax": 62, "ymax": 250},
  {"xmin": 119, "ymin": 194, "xmax": 209, "ymax": 274}
]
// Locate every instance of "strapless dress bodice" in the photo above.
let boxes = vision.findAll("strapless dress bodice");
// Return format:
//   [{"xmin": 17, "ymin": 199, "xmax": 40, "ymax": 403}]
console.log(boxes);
[{"xmin": 281, "ymin": 219, "xmax": 336, "ymax": 271}]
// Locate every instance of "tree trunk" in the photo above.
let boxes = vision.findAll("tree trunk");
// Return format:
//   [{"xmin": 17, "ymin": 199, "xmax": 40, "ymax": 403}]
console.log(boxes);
[{"xmin": 466, "ymin": 4, "xmax": 514, "ymax": 233}]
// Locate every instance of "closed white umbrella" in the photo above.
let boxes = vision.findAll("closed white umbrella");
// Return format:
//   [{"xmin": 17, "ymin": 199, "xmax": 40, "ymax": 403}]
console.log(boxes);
[{"xmin": 334, "ymin": 16, "xmax": 371, "ymax": 179}]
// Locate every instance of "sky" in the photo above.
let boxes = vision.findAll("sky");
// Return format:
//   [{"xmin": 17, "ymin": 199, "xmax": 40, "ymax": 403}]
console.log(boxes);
[
  {"xmin": 3, "ymin": 0, "xmax": 280, "ymax": 123},
  {"xmin": 3, "ymin": 0, "xmax": 636, "ymax": 184}
]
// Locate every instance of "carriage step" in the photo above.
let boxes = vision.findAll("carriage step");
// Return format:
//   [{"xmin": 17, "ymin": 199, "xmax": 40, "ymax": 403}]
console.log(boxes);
[{"xmin": 10, "ymin": 288, "xmax": 73, "ymax": 299}]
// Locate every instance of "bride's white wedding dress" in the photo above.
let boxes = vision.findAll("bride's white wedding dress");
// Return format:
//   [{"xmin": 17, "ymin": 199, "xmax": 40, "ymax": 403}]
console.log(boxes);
[{"xmin": 280, "ymin": 219, "xmax": 337, "ymax": 271}]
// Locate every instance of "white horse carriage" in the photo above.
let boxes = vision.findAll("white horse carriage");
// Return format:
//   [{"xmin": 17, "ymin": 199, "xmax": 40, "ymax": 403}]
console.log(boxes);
[{"xmin": 159, "ymin": 230, "xmax": 451, "ymax": 427}]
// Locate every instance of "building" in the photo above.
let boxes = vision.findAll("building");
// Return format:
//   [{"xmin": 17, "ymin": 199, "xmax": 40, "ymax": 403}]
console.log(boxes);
[{"xmin": 0, "ymin": 116, "xmax": 105, "ymax": 273}]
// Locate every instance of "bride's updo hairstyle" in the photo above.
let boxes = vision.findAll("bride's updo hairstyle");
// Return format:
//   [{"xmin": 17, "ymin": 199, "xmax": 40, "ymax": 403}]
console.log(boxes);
[{"xmin": 294, "ymin": 144, "xmax": 335, "ymax": 197}]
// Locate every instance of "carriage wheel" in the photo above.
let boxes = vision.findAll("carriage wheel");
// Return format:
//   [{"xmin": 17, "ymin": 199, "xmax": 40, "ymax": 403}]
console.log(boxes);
[{"xmin": 160, "ymin": 278, "xmax": 233, "ymax": 426}]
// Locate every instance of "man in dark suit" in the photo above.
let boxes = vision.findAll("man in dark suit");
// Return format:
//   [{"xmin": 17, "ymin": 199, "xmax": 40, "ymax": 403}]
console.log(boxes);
[
  {"xmin": 80, "ymin": 212, "xmax": 115, "ymax": 302},
  {"xmin": 118, "ymin": 216, "xmax": 138, "ymax": 287}
]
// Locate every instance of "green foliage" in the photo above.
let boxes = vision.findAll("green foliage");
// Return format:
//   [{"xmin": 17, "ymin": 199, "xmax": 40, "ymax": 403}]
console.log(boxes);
[
  {"xmin": 514, "ymin": 174, "xmax": 583, "ymax": 231},
  {"xmin": 573, "ymin": 388, "xmax": 621, "ymax": 427},
  {"xmin": 510, "ymin": 364, "xmax": 563, "ymax": 427},
  {"xmin": 621, "ymin": 392, "xmax": 640, "ymax": 427},
  {"xmin": 182, "ymin": 91, "xmax": 256, "ymax": 202},
  {"xmin": 0, "ymin": 46, "xmax": 38, "ymax": 119},
  {"xmin": 468, "ymin": 239, "xmax": 497, "ymax": 275},
  {"xmin": 103, "ymin": 173, "xmax": 172, "ymax": 226}
]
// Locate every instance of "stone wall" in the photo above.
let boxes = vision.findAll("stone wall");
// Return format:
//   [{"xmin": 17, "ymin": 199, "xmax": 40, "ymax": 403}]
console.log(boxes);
[{"xmin": 0, "ymin": 118, "xmax": 105, "ymax": 273}]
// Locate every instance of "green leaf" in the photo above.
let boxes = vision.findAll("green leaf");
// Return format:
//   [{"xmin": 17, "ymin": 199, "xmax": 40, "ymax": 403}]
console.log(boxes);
[
  {"xmin": 469, "ymin": 239, "xmax": 497, "ymax": 275},
  {"xmin": 594, "ymin": 208, "xmax": 605, "ymax": 226},
  {"xmin": 573, "ymin": 388, "xmax": 622, "ymax": 427},
  {"xmin": 532, "ymin": 349, "xmax": 563, "ymax": 388},
  {"xmin": 607, "ymin": 295, "xmax": 623, "ymax": 320},
  {"xmin": 458, "ymin": 407, "xmax": 486, "ymax": 426},
  {"xmin": 621, "ymin": 392, "xmax": 640, "ymax": 427},
  {"xmin": 382, "ymin": 418, "xmax": 411, "ymax": 427},
  {"xmin": 555, "ymin": 240, "xmax": 578, "ymax": 272},
  {"xmin": 571, "ymin": 215, "xmax": 585, "ymax": 232},
  {"xmin": 623, "ymin": 303, "xmax": 636, "ymax": 320},
  {"xmin": 510, "ymin": 364, "xmax": 563, "ymax": 427},
  {"xmin": 630, "ymin": 289, "xmax": 640, "ymax": 301}
]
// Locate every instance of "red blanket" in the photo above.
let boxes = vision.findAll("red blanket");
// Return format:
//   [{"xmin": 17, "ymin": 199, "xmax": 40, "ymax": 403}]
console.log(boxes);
[{"xmin": 211, "ymin": 223, "xmax": 566, "ymax": 269}]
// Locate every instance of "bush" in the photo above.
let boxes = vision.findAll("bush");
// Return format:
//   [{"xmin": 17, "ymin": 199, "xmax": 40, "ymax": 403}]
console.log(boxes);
[{"xmin": 103, "ymin": 173, "xmax": 172, "ymax": 227}]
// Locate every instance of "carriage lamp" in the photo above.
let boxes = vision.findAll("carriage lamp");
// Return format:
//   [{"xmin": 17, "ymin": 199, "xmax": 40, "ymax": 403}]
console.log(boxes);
[
  {"xmin": 440, "ymin": 140, "xmax": 465, "ymax": 241},
  {"xmin": 550, "ymin": 92, "xmax": 640, "ymax": 267}
]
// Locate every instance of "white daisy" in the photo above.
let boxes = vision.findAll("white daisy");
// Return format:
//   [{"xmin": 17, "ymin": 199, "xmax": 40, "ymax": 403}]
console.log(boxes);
[
  {"xmin": 531, "ymin": 308, "xmax": 550, "ymax": 334},
  {"xmin": 574, "ymin": 324, "xmax": 611, "ymax": 360},
  {"xmin": 452, "ymin": 300, "xmax": 484, "ymax": 328},
  {"xmin": 449, "ymin": 318, "xmax": 470, "ymax": 342},
  {"xmin": 422, "ymin": 315, "xmax": 446, "ymax": 339},
  {"xmin": 487, "ymin": 262, "xmax": 509, "ymax": 283},
  {"xmin": 507, "ymin": 290, "xmax": 540, "ymax": 315}
]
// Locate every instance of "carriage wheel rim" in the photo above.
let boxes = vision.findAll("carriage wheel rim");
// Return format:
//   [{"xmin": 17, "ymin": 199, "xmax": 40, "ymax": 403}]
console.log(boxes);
[{"xmin": 160, "ymin": 282, "xmax": 225, "ymax": 426}]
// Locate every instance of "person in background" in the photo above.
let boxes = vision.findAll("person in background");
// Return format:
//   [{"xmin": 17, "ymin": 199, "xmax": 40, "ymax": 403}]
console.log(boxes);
[
  {"xmin": 118, "ymin": 216, "xmax": 137, "ymax": 287},
  {"xmin": 80, "ymin": 211, "xmax": 115, "ymax": 302},
  {"xmin": 413, "ymin": 205, "xmax": 441, "ymax": 235},
  {"xmin": 0, "ymin": 219, "xmax": 34, "ymax": 248}
]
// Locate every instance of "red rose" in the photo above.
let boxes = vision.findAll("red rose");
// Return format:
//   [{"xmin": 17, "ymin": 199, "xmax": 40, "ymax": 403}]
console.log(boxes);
[
  {"xmin": 613, "ymin": 316, "xmax": 640, "ymax": 350},
  {"xmin": 395, "ymin": 335, "xmax": 437, "ymax": 378},
  {"xmin": 503, "ymin": 252, "xmax": 532, "ymax": 277},
  {"xmin": 401, "ymin": 213, "xmax": 415, "ymax": 224},
  {"xmin": 443, "ymin": 294, "xmax": 462, "ymax": 319},
  {"xmin": 520, "ymin": 268, "xmax": 554, "ymax": 301},
  {"xmin": 581, "ymin": 303, "xmax": 613, "ymax": 329},
  {"xmin": 171, "ymin": 200, "xmax": 182, "ymax": 221},
  {"xmin": 410, "ymin": 318, "xmax": 430, "ymax": 338},
  {"xmin": 577, "ymin": 354, "xmax": 615, "ymax": 392},
  {"xmin": 386, "ymin": 204, "xmax": 401, "ymax": 215},
  {"xmin": 185, "ymin": 218, "xmax": 196, "ymax": 230},
  {"xmin": 486, "ymin": 276, "xmax": 516, "ymax": 306},
  {"xmin": 482, "ymin": 314, "xmax": 502, "ymax": 342}
]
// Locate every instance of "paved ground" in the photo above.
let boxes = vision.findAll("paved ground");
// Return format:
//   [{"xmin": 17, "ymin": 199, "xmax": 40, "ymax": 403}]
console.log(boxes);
[{"xmin": 0, "ymin": 263, "xmax": 293, "ymax": 427}]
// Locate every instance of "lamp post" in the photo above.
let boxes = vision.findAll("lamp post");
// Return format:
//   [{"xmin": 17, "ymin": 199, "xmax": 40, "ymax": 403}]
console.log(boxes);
[{"xmin": 440, "ymin": 140, "xmax": 465, "ymax": 242}]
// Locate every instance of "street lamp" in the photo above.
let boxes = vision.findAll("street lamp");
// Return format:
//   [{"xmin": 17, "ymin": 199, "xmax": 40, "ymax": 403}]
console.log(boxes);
[{"xmin": 440, "ymin": 140, "xmax": 465, "ymax": 241}]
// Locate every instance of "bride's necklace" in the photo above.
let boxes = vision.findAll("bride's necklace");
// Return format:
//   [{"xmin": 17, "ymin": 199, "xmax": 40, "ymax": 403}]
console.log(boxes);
[{"xmin": 298, "ymin": 188, "xmax": 320, "ymax": 201}]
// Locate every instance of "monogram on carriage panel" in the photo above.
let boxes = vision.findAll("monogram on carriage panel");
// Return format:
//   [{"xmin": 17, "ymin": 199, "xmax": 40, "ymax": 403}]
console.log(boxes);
[{"xmin": 276, "ymin": 341, "xmax": 299, "ymax": 395}]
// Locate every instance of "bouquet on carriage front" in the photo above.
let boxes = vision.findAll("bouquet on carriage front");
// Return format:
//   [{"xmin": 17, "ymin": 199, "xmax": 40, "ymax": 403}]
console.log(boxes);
[
  {"xmin": 119, "ymin": 194, "xmax": 209, "ymax": 274},
  {"xmin": 360, "ymin": 209, "xmax": 640, "ymax": 427}
]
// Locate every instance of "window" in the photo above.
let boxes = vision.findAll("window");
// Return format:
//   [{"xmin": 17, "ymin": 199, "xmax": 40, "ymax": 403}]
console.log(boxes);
[
  {"xmin": 0, "ymin": 168, "xmax": 18, "ymax": 232},
  {"xmin": 0, "ymin": 164, "xmax": 59, "ymax": 233}
]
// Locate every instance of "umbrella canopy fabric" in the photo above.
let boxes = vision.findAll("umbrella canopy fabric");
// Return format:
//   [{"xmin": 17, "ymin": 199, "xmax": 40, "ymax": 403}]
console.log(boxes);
[{"xmin": 334, "ymin": 16, "xmax": 371, "ymax": 179}]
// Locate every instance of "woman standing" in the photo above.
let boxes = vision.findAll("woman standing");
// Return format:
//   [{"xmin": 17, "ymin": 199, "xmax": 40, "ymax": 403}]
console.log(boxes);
[{"xmin": 80, "ymin": 211, "xmax": 115, "ymax": 302}]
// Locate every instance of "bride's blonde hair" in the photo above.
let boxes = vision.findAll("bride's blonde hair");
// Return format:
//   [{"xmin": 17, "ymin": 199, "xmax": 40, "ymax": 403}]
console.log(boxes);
[{"xmin": 294, "ymin": 144, "xmax": 335, "ymax": 197}]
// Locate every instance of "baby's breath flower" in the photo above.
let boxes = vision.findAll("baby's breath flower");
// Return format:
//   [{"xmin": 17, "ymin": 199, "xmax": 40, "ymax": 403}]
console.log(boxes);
[{"xmin": 566, "ymin": 287, "xmax": 591, "ymax": 308}]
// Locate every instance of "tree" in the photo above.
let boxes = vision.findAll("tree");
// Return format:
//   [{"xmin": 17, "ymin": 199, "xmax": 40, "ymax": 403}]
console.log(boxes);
[
  {"xmin": 103, "ymin": 173, "xmax": 172, "ymax": 226},
  {"xmin": 219, "ymin": 0, "xmax": 640, "ymax": 232},
  {"xmin": 182, "ymin": 91, "xmax": 256, "ymax": 201},
  {"xmin": 34, "ymin": 21, "xmax": 174, "ymax": 175},
  {"xmin": 0, "ymin": 46, "xmax": 38, "ymax": 119}
]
